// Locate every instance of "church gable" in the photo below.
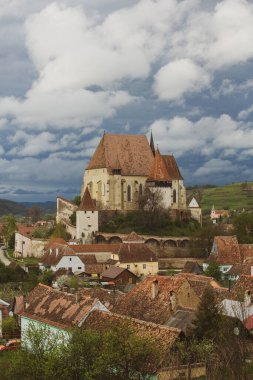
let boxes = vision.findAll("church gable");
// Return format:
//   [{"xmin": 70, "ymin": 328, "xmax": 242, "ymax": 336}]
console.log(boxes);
[
  {"xmin": 162, "ymin": 155, "xmax": 183, "ymax": 180},
  {"xmin": 86, "ymin": 133, "xmax": 154, "ymax": 176}
]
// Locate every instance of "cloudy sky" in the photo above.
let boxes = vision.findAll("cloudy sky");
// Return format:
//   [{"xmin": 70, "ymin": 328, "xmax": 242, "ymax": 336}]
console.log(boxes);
[{"xmin": 0, "ymin": 0, "xmax": 253, "ymax": 202}]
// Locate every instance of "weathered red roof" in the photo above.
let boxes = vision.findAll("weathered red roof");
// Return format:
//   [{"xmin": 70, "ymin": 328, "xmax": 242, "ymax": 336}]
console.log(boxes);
[
  {"xmin": 113, "ymin": 243, "xmax": 157, "ymax": 263},
  {"xmin": 86, "ymin": 133, "xmax": 154, "ymax": 176},
  {"xmin": 84, "ymin": 309, "xmax": 181, "ymax": 355},
  {"xmin": 124, "ymin": 231, "xmax": 144, "ymax": 242},
  {"xmin": 78, "ymin": 187, "xmax": 97, "ymax": 211},
  {"xmin": 162, "ymin": 154, "xmax": 183, "ymax": 180},
  {"xmin": 148, "ymin": 148, "xmax": 172, "ymax": 181},
  {"xmin": 113, "ymin": 275, "xmax": 187, "ymax": 324},
  {"xmin": 70, "ymin": 244, "xmax": 120, "ymax": 253},
  {"xmin": 22, "ymin": 284, "xmax": 100, "ymax": 329},
  {"xmin": 209, "ymin": 236, "xmax": 242, "ymax": 265}
]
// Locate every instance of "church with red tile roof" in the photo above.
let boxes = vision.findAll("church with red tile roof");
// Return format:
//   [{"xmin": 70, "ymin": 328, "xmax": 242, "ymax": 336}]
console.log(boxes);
[{"xmin": 82, "ymin": 132, "xmax": 187, "ymax": 211}]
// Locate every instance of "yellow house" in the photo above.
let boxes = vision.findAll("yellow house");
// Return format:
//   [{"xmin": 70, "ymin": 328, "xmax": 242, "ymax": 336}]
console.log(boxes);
[{"xmin": 109, "ymin": 243, "xmax": 158, "ymax": 277}]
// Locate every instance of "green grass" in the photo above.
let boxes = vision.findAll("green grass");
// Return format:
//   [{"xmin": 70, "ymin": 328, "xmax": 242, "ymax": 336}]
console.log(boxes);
[{"xmin": 188, "ymin": 182, "xmax": 253, "ymax": 213}]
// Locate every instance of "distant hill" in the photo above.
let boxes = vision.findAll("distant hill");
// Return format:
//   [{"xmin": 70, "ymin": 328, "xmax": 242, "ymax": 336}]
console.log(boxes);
[
  {"xmin": 0, "ymin": 199, "xmax": 56, "ymax": 217},
  {"xmin": 187, "ymin": 182, "xmax": 253, "ymax": 213}
]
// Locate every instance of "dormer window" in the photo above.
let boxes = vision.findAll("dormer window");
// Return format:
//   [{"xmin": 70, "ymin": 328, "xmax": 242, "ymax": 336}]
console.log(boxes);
[{"xmin": 113, "ymin": 168, "xmax": 121, "ymax": 175}]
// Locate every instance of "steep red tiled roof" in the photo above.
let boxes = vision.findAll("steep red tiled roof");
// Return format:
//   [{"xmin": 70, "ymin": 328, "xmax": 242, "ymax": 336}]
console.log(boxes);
[
  {"xmin": 78, "ymin": 288, "xmax": 124, "ymax": 310},
  {"xmin": 78, "ymin": 187, "xmax": 97, "ymax": 211},
  {"xmin": 86, "ymin": 133, "xmax": 154, "ymax": 176},
  {"xmin": 147, "ymin": 148, "xmax": 172, "ymax": 182},
  {"xmin": 231, "ymin": 275, "xmax": 253, "ymax": 300},
  {"xmin": 78, "ymin": 254, "xmax": 97, "ymax": 265},
  {"xmin": 84, "ymin": 309, "xmax": 181, "ymax": 355},
  {"xmin": 226, "ymin": 264, "xmax": 251, "ymax": 277},
  {"xmin": 22, "ymin": 284, "xmax": 100, "ymax": 329},
  {"xmin": 70, "ymin": 244, "xmax": 120, "ymax": 253},
  {"xmin": 41, "ymin": 244, "xmax": 75, "ymax": 266},
  {"xmin": 209, "ymin": 236, "xmax": 242, "ymax": 265},
  {"xmin": 162, "ymin": 155, "xmax": 183, "ymax": 180},
  {"xmin": 176, "ymin": 273, "xmax": 222, "ymax": 298},
  {"xmin": 240, "ymin": 244, "xmax": 253, "ymax": 262},
  {"xmin": 113, "ymin": 243, "xmax": 157, "ymax": 263},
  {"xmin": 113, "ymin": 275, "xmax": 187, "ymax": 324}
]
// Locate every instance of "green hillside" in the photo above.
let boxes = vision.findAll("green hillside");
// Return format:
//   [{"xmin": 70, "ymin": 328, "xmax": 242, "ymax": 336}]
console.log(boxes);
[{"xmin": 188, "ymin": 182, "xmax": 253, "ymax": 213}]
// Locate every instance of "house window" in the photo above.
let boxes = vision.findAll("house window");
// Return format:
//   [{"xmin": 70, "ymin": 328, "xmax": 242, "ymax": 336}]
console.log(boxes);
[
  {"xmin": 173, "ymin": 189, "xmax": 177, "ymax": 203},
  {"xmin": 127, "ymin": 264, "xmax": 130, "ymax": 269},
  {"xmin": 69, "ymin": 258, "xmax": 72, "ymax": 261},
  {"xmin": 139, "ymin": 184, "xmax": 143, "ymax": 196},
  {"xmin": 88, "ymin": 225, "xmax": 91, "ymax": 227},
  {"xmin": 127, "ymin": 185, "xmax": 131, "ymax": 202},
  {"xmin": 78, "ymin": 267, "xmax": 82, "ymax": 270},
  {"xmin": 143, "ymin": 264, "xmax": 146, "ymax": 269}
]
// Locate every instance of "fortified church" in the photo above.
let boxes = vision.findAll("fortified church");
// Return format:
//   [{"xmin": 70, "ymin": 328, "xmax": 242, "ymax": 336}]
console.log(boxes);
[
  {"xmin": 82, "ymin": 132, "xmax": 186, "ymax": 211},
  {"xmin": 57, "ymin": 133, "xmax": 201, "ymax": 242}
]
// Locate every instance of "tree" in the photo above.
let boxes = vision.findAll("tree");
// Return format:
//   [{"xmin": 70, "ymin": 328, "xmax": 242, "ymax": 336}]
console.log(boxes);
[
  {"xmin": 205, "ymin": 261, "xmax": 221, "ymax": 281},
  {"xmin": 137, "ymin": 187, "xmax": 168, "ymax": 230},
  {"xmin": 72, "ymin": 195, "xmax": 81, "ymax": 206},
  {"xmin": 189, "ymin": 287, "xmax": 222, "ymax": 341},
  {"xmin": 32, "ymin": 226, "xmax": 54, "ymax": 239},
  {"xmin": 2, "ymin": 214, "xmax": 17, "ymax": 249},
  {"xmin": 233, "ymin": 213, "xmax": 253, "ymax": 243},
  {"xmin": 39, "ymin": 270, "xmax": 54, "ymax": 286},
  {"xmin": 190, "ymin": 224, "xmax": 230, "ymax": 258},
  {"xmin": 51, "ymin": 223, "xmax": 71, "ymax": 240}
]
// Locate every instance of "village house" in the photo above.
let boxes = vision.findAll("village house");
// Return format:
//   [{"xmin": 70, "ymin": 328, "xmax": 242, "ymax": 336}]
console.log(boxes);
[
  {"xmin": 101, "ymin": 267, "xmax": 138, "ymax": 286},
  {"xmin": 107, "ymin": 243, "xmax": 158, "ymax": 276},
  {"xmin": 20, "ymin": 283, "xmax": 109, "ymax": 346},
  {"xmin": 14, "ymin": 224, "xmax": 48, "ymax": 259},
  {"xmin": 220, "ymin": 275, "xmax": 253, "ymax": 329},
  {"xmin": 113, "ymin": 273, "xmax": 223, "ymax": 331},
  {"xmin": 204, "ymin": 236, "xmax": 253, "ymax": 279},
  {"xmin": 40, "ymin": 243, "xmax": 104, "ymax": 277},
  {"xmin": 210, "ymin": 206, "xmax": 230, "ymax": 223}
]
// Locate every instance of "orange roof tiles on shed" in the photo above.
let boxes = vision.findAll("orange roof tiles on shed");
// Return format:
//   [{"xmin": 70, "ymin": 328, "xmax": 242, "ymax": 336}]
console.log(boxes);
[
  {"xmin": 86, "ymin": 133, "xmax": 154, "ymax": 176},
  {"xmin": 78, "ymin": 187, "xmax": 97, "ymax": 211}
]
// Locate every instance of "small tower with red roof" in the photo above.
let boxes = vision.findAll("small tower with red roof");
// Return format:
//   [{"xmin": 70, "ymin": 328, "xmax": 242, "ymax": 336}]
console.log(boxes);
[{"xmin": 76, "ymin": 187, "xmax": 98, "ymax": 243}]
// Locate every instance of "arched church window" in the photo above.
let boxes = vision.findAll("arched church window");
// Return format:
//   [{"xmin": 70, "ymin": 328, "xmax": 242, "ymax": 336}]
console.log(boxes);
[
  {"xmin": 127, "ymin": 185, "xmax": 131, "ymax": 202},
  {"xmin": 173, "ymin": 189, "xmax": 177, "ymax": 203},
  {"xmin": 139, "ymin": 184, "xmax": 143, "ymax": 196}
]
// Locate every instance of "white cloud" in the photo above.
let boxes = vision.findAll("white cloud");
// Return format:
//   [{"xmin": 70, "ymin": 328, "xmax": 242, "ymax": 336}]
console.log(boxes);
[
  {"xmin": 149, "ymin": 114, "xmax": 253, "ymax": 157},
  {"xmin": 194, "ymin": 158, "xmax": 236, "ymax": 176},
  {"xmin": 153, "ymin": 59, "xmax": 210, "ymax": 100}
]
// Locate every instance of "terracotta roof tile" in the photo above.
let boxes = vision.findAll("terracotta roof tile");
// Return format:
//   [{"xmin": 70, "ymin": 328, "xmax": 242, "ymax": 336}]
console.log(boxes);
[
  {"xmin": 101, "ymin": 266, "xmax": 136, "ymax": 280},
  {"xmin": 78, "ymin": 254, "xmax": 97, "ymax": 265},
  {"xmin": 176, "ymin": 273, "xmax": 222, "ymax": 297},
  {"xmin": 113, "ymin": 243, "xmax": 157, "ymax": 263},
  {"xmin": 147, "ymin": 148, "xmax": 172, "ymax": 182},
  {"xmin": 86, "ymin": 133, "xmax": 154, "ymax": 176},
  {"xmin": 231, "ymin": 275, "xmax": 253, "ymax": 301},
  {"xmin": 78, "ymin": 288, "xmax": 124, "ymax": 310},
  {"xmin": 84, "ymin": 309, "xmax": 181, "ymax": 355},
  {"xmin": 78, "ymin": 187, "xmax": 97, "ymax": 211},
  {"xmin": 209, "ymin": 236, "xmax": 242, "ymax": 265},
  {"xmin": 113, "ymin": 275, "xmax": 187, "ymax": 324},
  {"xmin": 70, "ymin": 244, "xmax": 120, "ymax": 253},
  {"xmin": 162, "ymin": 155, "xmax": 183, "ymax": 180},
  {"xmin": 22, "ymin": 284, "xmax": 100, "ymax": 329},
  {"xmin": 240, "ymin": 244, "xmax": 253, "ymax": 262}
]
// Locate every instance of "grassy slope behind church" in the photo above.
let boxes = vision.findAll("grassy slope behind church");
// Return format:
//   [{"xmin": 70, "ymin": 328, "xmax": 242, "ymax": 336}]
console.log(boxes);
[{"xmin": 188, "ymin": 182, "xmax": 253, "ymax": 213}]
